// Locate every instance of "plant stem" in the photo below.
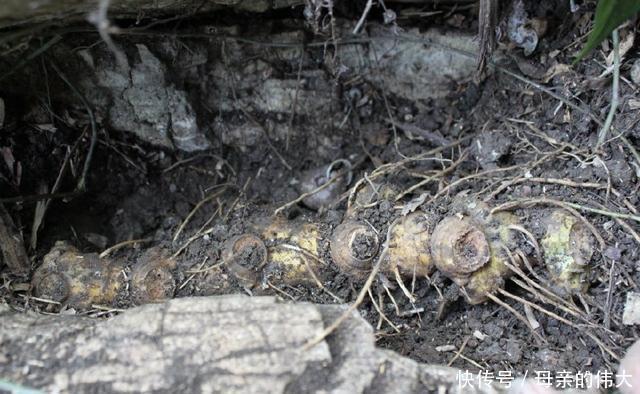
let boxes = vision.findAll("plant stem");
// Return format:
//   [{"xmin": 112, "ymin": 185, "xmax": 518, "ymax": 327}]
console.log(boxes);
[{"xmin": 597, "ymin": 28, "xmax": 620, "ymax": 148}]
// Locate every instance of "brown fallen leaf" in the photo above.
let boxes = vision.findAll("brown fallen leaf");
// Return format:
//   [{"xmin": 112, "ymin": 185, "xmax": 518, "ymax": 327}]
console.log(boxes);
[{"xmin": 543, "ymin": 63, "xmax": 572, "ymax": 83}]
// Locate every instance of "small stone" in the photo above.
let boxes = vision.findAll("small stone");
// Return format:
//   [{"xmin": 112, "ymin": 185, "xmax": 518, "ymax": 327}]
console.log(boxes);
[
  {"xmin": 466, "ymin": 339, "xmax": 478, "ymax": 349},
  {"xmin": 473, "ymin": 330, "xmax": 486, "ymax": 341},
  {"xmin": 60, "ymin": 308, "xmax": 77, "ymax": 315},
  {"xmin": 535, "ymin": 349, "xmax": 563, "ymax": 369},
  {"xmin": 435, "ymin": 344, "xmax": 456, "ymax": 352},
  {"xmin": 483, "ymin": 322, "xmax": 504, "ymax": 338},
  {"xmin": 383, "ymin": 9, "xmax": 396, "ymax": 24},
  {"xmin": 505, "ymin": 340, "xmax": 522, "ymax": 363},
  {"xmin": 623, "ymin": 292, "xmax": 640, "ymax": 325},
  {"xmin": 476, "ymin": 342, "xmax": 502, "ymax": 361},
  {"xmin": 631, "ymin": 59, "xmax": 640, "ymax": 85},
  {"xmin": 604, "ymin": 246, "xmax": 622, "ymax": 261}
]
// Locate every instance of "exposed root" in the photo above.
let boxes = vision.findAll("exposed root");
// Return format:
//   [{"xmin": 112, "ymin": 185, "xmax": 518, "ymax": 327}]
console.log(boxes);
[
  {"xmin": 88, "ymin": 0, "xmax": 127, "ymax": 69},
  {"xmin": 303, "ymin": 245, "xmax": 387, "ymax": 350},
  {"xmin": 280, "ymin": 244, "xmax": 343, "ymax": 303},
  {"xmin": 382, "ymin": 281, "xmax": 401, "ymax": 316},
  {"xmin": 49, "ymin": 61, "xmax": 98, "ymax": 193},
  {"xmin": 392, "ymin": 266, "xmax": 416, "ymax": 304},
  {"xmin": 502, "ymin": 251, "xmax": 594, "ymax": 324},
  {"xmin": 485, "ymin": 292, "xmax": 545, "ymax": 344},
  {"xmin": 266, "ymin": 280, "xmax": 297, "ymax": 301},
  {"xmin": 508, "ymin": 226, "xmax": 542, "ymax": 262},
  {"xmin": 99, "ymin": 238, "xmax": 153, "ymax": 258},
  {"xmin": 394, "ymin": 150, "xmax": 468, "ymax": 202},
  {"xmin": 179, "ymin": 256, "xmax": 208, "ymax": 291},
  {"xmin": 447, "ymin": 335, "xmax": 470, "ymax": 367},
  {"xmin": 495, "ymin": 287, "xmax": 619, "ymax": 362},
  {"xmin": 352, "ymin": 0, "xmax": 374, "ymax": 35},
  {"xmin": 173, "ymin": 186, "xmax": 228, "ymax": 242},
  {"xmin": 172, "ymin": 204, "xmax": 222, "ymax": 260},
  {"xmin": 303, "ymin": 225, "xmax": 393, "ymax": 350},
  {"xmin": 368, "ymin": 288, "xmax": 400, "ymax": 333}
]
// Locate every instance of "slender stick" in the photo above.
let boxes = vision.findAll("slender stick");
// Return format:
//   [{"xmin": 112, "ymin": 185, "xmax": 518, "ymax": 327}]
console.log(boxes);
[
  {"xmin": 353, "ymin": 0, "xmax": 374, "ymax": 34},
  {"xmin": 597, "ymin": 28, "xmax": 620, "ymax": 147}
]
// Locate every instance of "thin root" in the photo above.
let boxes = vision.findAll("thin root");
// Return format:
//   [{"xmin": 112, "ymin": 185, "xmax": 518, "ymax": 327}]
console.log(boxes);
[{"xmin": 485, "ymin": 292, "xmax": 545, "ymax": 344}]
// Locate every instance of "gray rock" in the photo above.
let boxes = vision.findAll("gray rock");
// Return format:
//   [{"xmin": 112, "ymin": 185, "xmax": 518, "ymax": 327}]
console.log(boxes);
[
  {"xmin": 88, "ymin": 44, "xmax": 209, "ymax": 152},
  {"xmin": 471, "ymin": 130, "xmax": 514, "ymax": 170},
  {"xmin": 631, "ymin": 59, "xmax": 640, "ymax": 86},
  {"xmin": 0, "ymin": 295, "xmax": 502, "ymax": 393},
  {"xmin": 506, "ymin": 0, "xmax": 540, "ymax": 56},
  {"xmin": 623, "ymin": 292, "xmax": 640, "ymax": 325},
  {"xmin": 338, "ymin": 25, "xmax": 483, "ymax": 101},
  {"xmin": 604, "ymin": 246, "xmax": 622, "ymax": 261}
]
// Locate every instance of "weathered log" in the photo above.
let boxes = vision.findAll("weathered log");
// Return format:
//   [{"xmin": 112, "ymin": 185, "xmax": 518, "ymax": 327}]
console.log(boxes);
[
  {"xmin": 0, "ymin": 295, "xmax": 501, "ymax": 393},
  {"xmin": 0, "ymin": 0, "xmax": 304, "ymax": 28}
]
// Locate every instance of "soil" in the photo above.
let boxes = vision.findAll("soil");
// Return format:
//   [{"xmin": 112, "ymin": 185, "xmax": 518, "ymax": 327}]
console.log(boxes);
[
  {"xmin": 352, "ymin": 232, "xmax": 377, "ymax": 261},
  {"xmin": 1, "ymin": 0, "xmax": 640, "ymax": 383}
]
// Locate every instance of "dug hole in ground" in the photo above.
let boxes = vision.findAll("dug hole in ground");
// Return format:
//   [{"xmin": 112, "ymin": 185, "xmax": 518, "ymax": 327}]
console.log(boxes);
[{"xmin": 1, "ymin": 0, "xmax": 640, "ymax": 393}]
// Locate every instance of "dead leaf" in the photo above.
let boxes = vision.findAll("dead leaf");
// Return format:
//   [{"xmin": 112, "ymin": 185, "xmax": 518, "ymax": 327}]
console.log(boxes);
[
  {"xmin": 543, "ymin": 63, "xmax": 572, "ymax": 83},
  {"xmin": 401, "ymin": 192, "xmax": 428, "ymax": 216},
  {"xmin": 30, "ymin": 182, "xmax": 49, "ymax": 250},
  {"xmin": 606, "ymin": 30, "xmax": 635, "ymax": 66},
  {"xmin": 35, "ymin": 124, "xmax": 57, "ymax": 133}
]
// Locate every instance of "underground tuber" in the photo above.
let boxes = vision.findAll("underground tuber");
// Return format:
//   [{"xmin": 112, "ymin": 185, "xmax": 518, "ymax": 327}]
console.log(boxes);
[
  {"xmin": 130, "ymin": 247, "xmax": 177, "ymax": 305},
  {"xmin": 431, "ymin": 198, "xmax": 521, "ymax": 304},
  {"xmin": 32, "ymin": 241, "xmax": 123, "ymax": 308},
  {"xmin": 541, "ymin": 209, "xmax": 595, "ymax": 295},
  {"xmin": 330, "ymin": 220, "xmax": 379, "ymax": 279},
  {"xmin": 258, "ymin": 217, "xmax": 325, "ymax": 286},
  {"xmin": 387, "ymin": 211, "xmax": 436, "ymax": 277},
  {"xmin": 33, "ymin": 242, "xmax": 177, "ymax": 308},
  {"xmin": 222, "ymin": 233, "xmax": 268, "ymax": 287},
  {"xmin": 223, "ymin": 217, "xmax": 326, "ymax": 287}
]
